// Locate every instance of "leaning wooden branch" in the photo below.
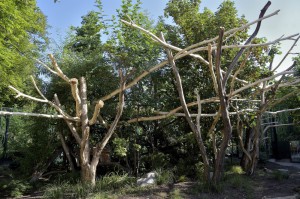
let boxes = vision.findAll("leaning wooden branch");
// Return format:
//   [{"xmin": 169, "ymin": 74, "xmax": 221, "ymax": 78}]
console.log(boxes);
[
  {"xmin": 30, "ymin": 76, "xmax": 48, "ymax": 100},
  {"xmin": 176, "ymin": 34, "xmax": 299, "ymax": 59},
  {"xmin": 121, "ymin": 19, "xmax": 248, "ymax": 85},
  {"xmin": 128, "ymin": 89, "xmax": 299, "ymax": 123},
  {"xmin": 195, "ymin": 89, "xmax": 202, "ymax": 133},
  {"xmin": 101, "ymin": 60, "xmax": 168, "ymax": 101},
  {"xmin": 103, "ymin": 14, "xmax": 285, "ymax": 102},
  {"xmin": 93, "ymin": 69, "xmax": 126, "ymax": 164},
  {"xmin": 9, "ymin": 78, "xmax": 79, "ymax": 122},
  {"xmin": 128, "ymin": 98, "xmax": 259, "ymax": 123},
  {"xmin": 213, "ymin": 27, "xmax": 233, "ymax": 182},
  {"xmin": 48, "ymin": 54, "xmax": 70, "ymax": 82},
  {"xmin": 208, "ymin": 44, "xmax": 219, "ymax": 95},
  {"xmin": 222, "ymin": 1, "xmax": 271, "ymax": 86},
  {"xmin": 160, "ymin": 32, "xmax": 210, "ymax": 180},
  {"xmin": 31, "ymin": 76, "xmax": 78, "ymax": 121},
  {"xmin": 54, "ymin": 94, "xmax": 82, "ymax": 144},
  {"xmin": 121, "ymin": 7, "xmax": 279, "ymax": 64},
  {"xmin": 237, "ymin": 119, "xmax": 252, "ymax": 162},
  {"xmin": 171, "ymin": 9, "xmax": 280, "ymax": 56},
  {"xmin": 231, "ymin": 70, "xmax": 295, "ymax": 96},
  {"xmin": 272, "ymin": 35, "xmax": 300, "ymax": 72},
  {"xmin": 230, "ymin": 50, "xmax": 251, "ymax": 96},
  {"xmin": 35, "ymin": 58, "xmax": 58, "ymax": 76},
  {"xmin": 8, "ymin": 85, "xmax": 47, "ymax": 103}
]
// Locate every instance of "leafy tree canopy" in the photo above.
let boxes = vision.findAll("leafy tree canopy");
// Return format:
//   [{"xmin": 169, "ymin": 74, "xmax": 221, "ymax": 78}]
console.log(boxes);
[{"xmin": 0, "ymin": 0, "xmax": 47, "ymax": 106}]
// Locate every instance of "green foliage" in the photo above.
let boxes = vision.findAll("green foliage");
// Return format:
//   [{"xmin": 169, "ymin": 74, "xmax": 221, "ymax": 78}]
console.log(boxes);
[
  {"xmin": 43, "ymin": 174, "xmax": 134, "ymax": 199},
  {"xmin": 1, "ymin": 179, "xmax": 31, "ymax": 198},
  {"xmin": 226, "ymin": 174, "xmax": 248, "ymax": 189},
  {"xmin": 272, "ymin": 170, "xmax": 289, "ymax": 181},
  {"xmin": 2, "ymin": 0, "xmax": 292, "ymax": 189},
  {"xmin": 195, "ymin": 161, "xmax": 206, "ymax": 181},
  {"xmin": 0, "ymin": 0, "xmax": 47, "ymax": 106},
  {"xmin": 95, "ymin": 172, "xmax": 136, "ymax": 191},
  {"xmin": 226, "ymin": 165, "xmax": 245, "ymax": 175},
  {"xmin": 43, "ymin": 182, "xmax": 67, "ymax": 199},
  {"xmin": 12, "ymin": 116, "xmax": 60, "ymax": 176},
  {"xmin": 177, "ymin": 175, "xmax": 188, "ymax": 183},
  {"xmin": 43, "ymin": 181, "xmax": 93, "ymax": 199},
  {"xmin": 192, "ymin": 181, "xmax": 224, "ymax": 194},
  {"xmin": 112, "ymin": 137, "xmax": 129, "ymax": 157},
  {"xmin": 155, "ymin": 168, "xmax": 175, "ymax": 185},
  {"xmin": 223, "ymin": 166, "xmax": 253, "ymax": 195},
  {"xmin": 170, "ymin": 188, "xmax": 183, "ymax": 199},
  {"xmin": 151, "ymin": 152, "xmax": 170, "ymax": 169}
]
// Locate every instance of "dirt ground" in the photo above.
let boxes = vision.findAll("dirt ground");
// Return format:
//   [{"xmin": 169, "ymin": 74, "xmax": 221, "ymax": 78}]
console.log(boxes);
[
  {"xmin": 120, "ymin": 161, "xmax": 300, "ymax": 199},
  {"xmin": 2, "ymin": 161, "xmax": 300, "ymax": 199}
]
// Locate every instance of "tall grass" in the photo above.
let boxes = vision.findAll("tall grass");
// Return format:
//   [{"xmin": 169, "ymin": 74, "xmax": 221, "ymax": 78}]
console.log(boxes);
[
  {"xmin": 155, "ymin": 168, "xmax": 175, "ymax": 185},
  {"xmin": 43, "ymin": 172, "xmax": 136, "ymax": 198},
  {"xmin": 95, "ymin": 172, "xmax": 136, "ymax": 191}
]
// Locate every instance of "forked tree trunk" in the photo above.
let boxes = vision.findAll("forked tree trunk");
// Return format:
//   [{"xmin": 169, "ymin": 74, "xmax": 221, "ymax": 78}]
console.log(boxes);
[
  {"xmin": 248, "ymin": 116, "xmax": 262, "ymax": 175},
  {"xmin": 240, "ymin": 116, "xmax": 261, "ymax": 175},
  {"xmin": 240, "ymin": 127, "xmax": 253, "ymax": 172},
  {"xmin": 78, "ymin": 74, "xmax": 125, "ymax": 186},
  {"xmin": 212, "ymin": 28, "xmax": 233, "ymax": 184}
]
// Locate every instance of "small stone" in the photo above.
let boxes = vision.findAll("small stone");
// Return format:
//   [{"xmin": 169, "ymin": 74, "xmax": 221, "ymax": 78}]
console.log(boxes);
[{"xmin": 137, "ymin": 171, "xmax": 157, "ymax": 187}]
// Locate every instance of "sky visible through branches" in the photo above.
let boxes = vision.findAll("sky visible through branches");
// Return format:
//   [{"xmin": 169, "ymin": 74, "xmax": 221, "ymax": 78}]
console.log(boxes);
[{"xmin": 37, "ymin": 0, "xmax": 300, "ymax": 72}]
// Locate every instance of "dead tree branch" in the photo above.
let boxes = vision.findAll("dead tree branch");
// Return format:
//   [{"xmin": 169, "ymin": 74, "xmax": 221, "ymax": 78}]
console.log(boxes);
[
  {"xmin": 160, "ymin": 32, "xmax": 210, "ymax": 181},
  {"xmin": 54, "ymin": 94, "xmax": 82, "ymax": 144},
  {"xmin": 93, "ymin": 69, "xmax": 126, "ymax": 165},
  {"xmin": 0, "ymin": 111, "xmax": 65, "ymax": 119},
  {"xmin": 272, "ymin": 35, "xmax": 300, "ymax": 72},
  {"xmin": 49, "ymin": 54, "xmax": 70, "ymax": 82},
  {"xmin": 223, "ymin": 1, "xmax": 272, "ymax": 85}
]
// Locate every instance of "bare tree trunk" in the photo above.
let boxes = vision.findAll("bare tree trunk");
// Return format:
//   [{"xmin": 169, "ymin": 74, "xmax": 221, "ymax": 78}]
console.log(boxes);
[
  {"xmin": 240, "ymin": 127, "xmax": 253, "ymax": 171},
  {"xmin": 248, "ymin": 115, "xmax": 262, "ymax": 175},
  {"xmin": 79, "ymin": 77, "xmax": 94, "ymax": 184},
  {"xmin": 160, "ymin": 33, "xmax": 211, "ymax": 182},
  {"xmin": 212, "ymin": 28, "xmax": 233, "ymax": 184}
]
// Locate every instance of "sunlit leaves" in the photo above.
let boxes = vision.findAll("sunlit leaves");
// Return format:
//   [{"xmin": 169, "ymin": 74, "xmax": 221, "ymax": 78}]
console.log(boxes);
[{"xmin": 0, "ymin": 0, "xmax": 47, "ymax": 106}]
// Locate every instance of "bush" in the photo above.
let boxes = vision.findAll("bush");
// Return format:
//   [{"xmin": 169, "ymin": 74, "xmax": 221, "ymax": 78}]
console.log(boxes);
[
  {"xmin": 192, "ymin": 181, "xmax": 224, "ymax": 194},
  {"xmin": 43, "ymin": 181, "xmax": 70, "ymax": 199},
  {"xmin": 195, "ymin": 162, "xmax": 205, "ymax": 181},
  {"xmin": 0, "ymin": 179, "xmax": 31, "ymax": 198},
  {"xmin": 226, "ymin": 165, "xmax": 245, "ymax": 175},
  {"xmin": 43, "ymin": 173, "xmax": 136, "ymax": 198},
  {"xmin": 155, "ymin": 168, "xmax": 175, "ymax": 185},
  {"xmin": 43, "ymin": 181, "xmax": 95, "ymax": 199},
  {"xmin": 170, "ymin": 188, "xmax": 183, "ymax": 199},
  {"xmin": 273, "ymin": 170, "xmax": 289, "ymax": 180},
  {"xmin": 151, "ymin": 152, "xmax": 170, "ymax": 169},
  {"xmin": 226, "ymin": 174, "xmax": 248, "ymax": 189},
  {"xmin": 177, "ymin": 175, "xmax": 188, "ymax": 183},
  {"xmin": 95, "ymin": 172, "xmax": 135, "ymax": 191}
]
